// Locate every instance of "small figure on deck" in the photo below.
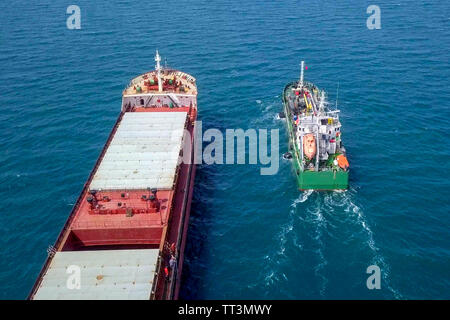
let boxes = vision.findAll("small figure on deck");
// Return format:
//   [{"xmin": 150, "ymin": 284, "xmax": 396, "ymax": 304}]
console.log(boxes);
[
  {"xmin": 169, "ymin": 255, "xmax": 177, "ymax": 272},
  {"xmin": 164, "ymin": 266, "xmax": 170, "ymax": 281}
]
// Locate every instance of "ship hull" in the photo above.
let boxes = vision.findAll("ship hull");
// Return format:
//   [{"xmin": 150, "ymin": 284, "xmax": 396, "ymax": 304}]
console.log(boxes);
[
  {"xmin": 174, "ymin": 162, "xmax": 196, "ymax": 299},
  {"xmin": 296, "ymin": 167, "xmax": 349, "ymax": 191},
  {"xmin": 283, "ymin": 82, "xmax": 349, "ymax": 191},
  {"xmin": 152, "ymin": 119, "xmax": 197, "ymax": 300},
  {"xmin": 29, "ymin": 63, "xmax": 199, "ymax": 300}
]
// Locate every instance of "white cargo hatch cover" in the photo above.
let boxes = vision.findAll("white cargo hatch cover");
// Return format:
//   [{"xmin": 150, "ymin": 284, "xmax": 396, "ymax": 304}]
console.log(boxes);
[
  {"xmin": 90, "ymin": 112, "xmax": 187, "ymax": 190},
  {"xmin": 33, "ymin": 249, "xmax": 159, "ymax": 300}
]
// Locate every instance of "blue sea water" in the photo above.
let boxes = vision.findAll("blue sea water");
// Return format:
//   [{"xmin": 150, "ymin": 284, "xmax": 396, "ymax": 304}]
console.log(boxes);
[{"xmin": 0, "ymin": 0, "xmax": 449, "ymax": 299}]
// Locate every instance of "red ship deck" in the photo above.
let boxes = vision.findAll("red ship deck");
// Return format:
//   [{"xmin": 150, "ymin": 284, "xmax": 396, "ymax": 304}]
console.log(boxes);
[{"xmin": 29, "ymin": 61, "xmax": 197, "ymax": 300}]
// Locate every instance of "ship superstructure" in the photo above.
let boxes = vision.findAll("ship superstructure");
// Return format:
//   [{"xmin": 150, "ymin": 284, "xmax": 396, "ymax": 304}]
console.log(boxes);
[
  {"xmin": 29, "ymin": 51, "xmax": 197, "ymax": 299},
  {"xmin": 282, "ymin": 61, "xmax": 349, "ymax": 190}
]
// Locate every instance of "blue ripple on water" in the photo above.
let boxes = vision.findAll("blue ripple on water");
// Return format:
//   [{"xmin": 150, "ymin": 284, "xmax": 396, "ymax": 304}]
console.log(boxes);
[{"xmin": 0, "ymin": 0, "xmax": 449, "ymax": 299}]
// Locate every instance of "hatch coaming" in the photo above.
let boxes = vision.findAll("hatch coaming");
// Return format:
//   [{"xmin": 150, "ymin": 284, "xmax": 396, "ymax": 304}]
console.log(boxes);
[
  {"xmin": 65, "ymin": 189, "xmax": 173, "ymax": 248},
  {"xmin": 33, "ymin": 249, "xmax": 159, "ymax": 300},
  {"xmin": 90, "ymin": 112, "xmax": 187, "ymax": 191},
  {"xmin": 61, "ymin": 111, "xmax": 189, "ymax": 248}
]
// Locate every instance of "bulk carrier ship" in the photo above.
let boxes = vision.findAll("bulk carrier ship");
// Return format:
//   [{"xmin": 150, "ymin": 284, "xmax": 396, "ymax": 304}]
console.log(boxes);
[
  {"xmin": 282, "ymin": 61, "xmax": 349, "ymax": 190},
  {"xmin": 29, "ymin": 51, "xmax": 197, "ymax": 300}
]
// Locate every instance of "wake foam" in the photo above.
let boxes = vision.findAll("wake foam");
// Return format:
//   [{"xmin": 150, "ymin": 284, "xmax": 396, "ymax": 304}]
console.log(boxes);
[
  {"xmin": 292, "ymin": 190, "xmax": 313, "ymax": 206},
  {"xmin": 262, "ymin": 188, "xmax": 402, "ymax": 299},
  {"xmin": 325, "ymin": 189, "xmax": 403, "ymax": 299},
  {"xmin": 346, "ymin": 197, "xmax": 402, "ymax": 299},
  {"xmin": 262, "ymin": 192, "xmax": 309, "ymax": 286},
  {"xmin": 308, "ymin": 196, "xmax": 328, "ymax": 296}
]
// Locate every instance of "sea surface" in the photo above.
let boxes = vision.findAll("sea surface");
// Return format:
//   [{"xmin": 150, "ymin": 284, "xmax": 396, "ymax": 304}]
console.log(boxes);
[{"xmin": 0, "ymin": 0, "xmax": 449, "ymax": 299}]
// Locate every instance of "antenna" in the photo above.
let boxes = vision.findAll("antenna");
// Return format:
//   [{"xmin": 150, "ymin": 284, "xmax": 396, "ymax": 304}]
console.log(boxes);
[{"xmin": 335, "ymin": 81, "xmax": 339, "ymax": 110}]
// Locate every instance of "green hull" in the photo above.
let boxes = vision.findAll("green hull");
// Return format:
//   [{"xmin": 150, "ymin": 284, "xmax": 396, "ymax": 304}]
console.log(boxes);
[
  {"xmin": 294, "ymin": 163, "xmax": 349, "ymax": 190},
  {"xmin": 283, "ymin": 82, "xmax": 349, "ymax": 191}
]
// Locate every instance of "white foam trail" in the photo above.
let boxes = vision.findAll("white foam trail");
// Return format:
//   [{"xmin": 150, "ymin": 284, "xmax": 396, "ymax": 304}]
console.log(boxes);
[
  {"xmin": 253, "ymin": 97, "xmax": 285, "ymax": 125},
  {"xmin": 300, "ymin": 189, "xmax": 401, "ymax": 298},
  {"xmin": 308, "ymin": 196, "xmax": 328, "ymax": 296},
  {"xmin": 341, "ymin": 190, "xmax": 403, "ymax": 299},
  {"xmin": 261, "ymin": 187, "xmax": 403, "ymax": 298},
  {"xmin": 262, "ymin": 187, "xmax": 403, "ymax": 299},
  {"xmin": 292, "ymin": 190, "xmax": 313, "ymax": 207},
  {"xmin": 276, "ymin": 222, "xmax": 293, "ymax": 257},
  {"xmin": 274, "ymin": 192, "xmax": 308, "ymax": 256},
  {"xmin": 262, "ymin": 193, "xmax": 312, "ymax": 286},
  {"xmin": 262, "ymin": 190, "xmax": 330, "ymax": 293},
  {"xmin": 264, "ymin": 269, "xmax": 276, "ymax": 285}
]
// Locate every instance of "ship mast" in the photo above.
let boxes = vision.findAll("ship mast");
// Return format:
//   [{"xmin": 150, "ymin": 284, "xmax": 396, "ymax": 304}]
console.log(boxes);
[
  {"xmin": 299, "ymin": 60, "xmax": 305, "ymax": 89},
  {"xmin": 155, "ymin": 50, "xmax": 163, "ymax": 92}
]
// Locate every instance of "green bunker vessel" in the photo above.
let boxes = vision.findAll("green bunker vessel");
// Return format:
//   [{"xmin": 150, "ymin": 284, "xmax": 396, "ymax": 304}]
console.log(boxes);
[{"xmin": 282, "ymin": 61, "xmax": 349, "ymax": 190}]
